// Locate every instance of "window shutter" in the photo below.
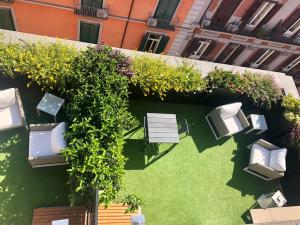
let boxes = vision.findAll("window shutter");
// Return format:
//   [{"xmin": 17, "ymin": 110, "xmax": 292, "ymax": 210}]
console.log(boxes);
[
  {"xmin": 156, "ymin": 35, "xmax": 170, "ymax": 54},
  {"xmin": 154, "ymin": 0, "xmax": 180, "ymax": 22},
  {"xmin": 277, "ymin": 55, "xmax": 300, "ymax": 71},
  {"xmin": 210, "ymin": 0, "xmax": 242, "ymax": 27},
  {"xmin": 80, "ymin": 22, "xmax": 90, "ymax": 43},
  {"xmin": 216, "ymin": 43, "xmax": 237, "ymax": 63},
  {"xmin": 227, "ymin": 45, "xmax": 245, "ymax": 64},
  {"xmin": 241, "ymin": 0, "xmax": 263, "ymax": 28},
  {"xmin": 259, "ymin": 50, "xmax": 280, "ymax": 69},
  {"xmin": 181, "ymin": 38, "xmax": 201, "ymax": 57},
  {"xmin": 201, "ymin": 40, "xmax": 217, "ymax": 60},
  {"xmin": 257, "ymin": 3, "xmax": 282, "ymax": 28},
  {"xmin": 89, "ymin": 23, "xmax": 100, "ymax": 44},
  {"xmin": 278, "ymin": 8, "xmax": 300, "ymax": 35},
  {"xmin": 0, "ymin": 9, "xmax": 15, "ymax": 31},
  {"xmin": 138, "ymin": 33, "xmax": 150, "ymax": 51},
  {"xmin": 242, "ymin": 48, "xmax": 265, "ymax": 67}
]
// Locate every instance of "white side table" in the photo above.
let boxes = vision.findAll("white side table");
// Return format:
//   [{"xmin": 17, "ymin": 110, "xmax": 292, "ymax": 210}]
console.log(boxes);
[
  {"xmin": 245, "ymin": 114, "xmax": 268, "ymax": 134},
  {"xmin": 257, "ymin": 190, "xmax": 287, "ymax": 209},
  {"xmin": 52, "ymin": 219, "xmax": 69, "ymax": 225},
  {"xmin": 37, "ymin": 93, "xmax": 65, "ymax": 122}
]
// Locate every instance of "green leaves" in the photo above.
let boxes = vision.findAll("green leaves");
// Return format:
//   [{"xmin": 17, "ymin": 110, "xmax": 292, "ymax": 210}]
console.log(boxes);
[
  {"xmin": 206, "ymin": 69, "xmax": 282, "ymax": 109},
  {"xmin": 62, "ymin": 46, "xmax": 134, "ymax": 206},
  {"xmin": 130, "ymin": 56, "xmax": 206, "ymax": 99},
  {"xmin": 281, "ymin": 94, "xmax": 300, "ymax": 123}
]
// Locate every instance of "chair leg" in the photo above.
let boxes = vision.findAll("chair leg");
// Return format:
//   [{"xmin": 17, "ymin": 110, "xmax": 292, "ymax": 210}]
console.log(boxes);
[{"xmin": 205, "ymin": 114, "xmax": 221, "ymax": 140}]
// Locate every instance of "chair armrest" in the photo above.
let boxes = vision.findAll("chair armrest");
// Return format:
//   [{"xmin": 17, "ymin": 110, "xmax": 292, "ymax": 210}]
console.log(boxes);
[
  {"xmin": 30, "ymin": 123, "xmax": 58, "ymax": 131},
  {"xmin": 15, "ymin": 88, "xmax": 28, "ymax": 129},
  {"xmin": 248, "ymin": 163, "xmax": 284, "ymax": 179},
  {"xmin": 255, "ymin": 139, "xmax": 279, "ymax": 150},
  {"xmin": 236, "ymin": 110, "xmax": 250, "ymax": 129},
  {"xmin": 207, "ymin": 108, "xmax": 229, "ymax": 138}
]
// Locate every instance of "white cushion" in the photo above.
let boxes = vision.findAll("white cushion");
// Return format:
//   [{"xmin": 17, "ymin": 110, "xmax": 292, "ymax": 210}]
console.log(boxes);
[
  {"xmin": 0, "ymin": 104, "xmax": 23, "ymax": 130},
  {"xmin": 250, "ymin": 144, "xmax": 270, "ymax": 166},
  {"xmin": 0, "ymin": 88, "xmax": 16, "ymax": 108},
  {"xmin": 51, "ymin": 122, "xmax": 67, "ymax": 154},
  {"xmin": 270, "ymin": 148, "xmax": 287, "ymax": 172},
  {"xmin": 29, "ymin": 131, "xmax": 53, "ymax": 157},
  {"xmin": 219, "ymin": 102, "xmax": 242, "ymax": 119},
  {"xmin": 223, "ymin": 115, "xmax": 243, "ymax": 135}
]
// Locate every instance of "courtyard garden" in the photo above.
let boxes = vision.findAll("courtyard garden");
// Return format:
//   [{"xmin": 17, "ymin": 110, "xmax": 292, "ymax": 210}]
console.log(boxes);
[{"xmin": 0, "ymin": 36, "xmax": 300, "ymax": 225}]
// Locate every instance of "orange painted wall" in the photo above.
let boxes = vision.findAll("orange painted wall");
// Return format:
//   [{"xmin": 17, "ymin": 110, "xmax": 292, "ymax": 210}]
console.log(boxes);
[{"xmin": 13, "ymin": 1, "xmax": 77, "ymax": 40}]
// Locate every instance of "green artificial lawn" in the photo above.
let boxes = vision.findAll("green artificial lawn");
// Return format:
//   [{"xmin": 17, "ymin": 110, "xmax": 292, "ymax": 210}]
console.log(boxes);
[
  {"xmin": 0, "ymin": 78, "xmax": 69, "ymax": 225},
  {"xmin": 120, "ymin": 100, "xmax": 279, "ymax": 225}
]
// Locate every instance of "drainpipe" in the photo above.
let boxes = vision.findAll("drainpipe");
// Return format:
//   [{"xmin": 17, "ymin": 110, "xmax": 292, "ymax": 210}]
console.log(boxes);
[{"xmin": 120, "ymin": 0, "xmax": 135, "ymax": 48}]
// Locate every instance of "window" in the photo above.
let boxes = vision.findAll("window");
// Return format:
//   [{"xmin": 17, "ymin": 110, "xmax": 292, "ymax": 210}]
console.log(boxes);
[
  {"xmin": 144, "ymin": 33, "xmax": 161, "ymax": 53},
  {"xmin": 283, "ymin": 18, "xmax": 300, "ymax": 38},
  {"xmin": 138, "ymin": 32, "xmax": 170, "ymax": 54},
  {"xmin": 81, "ymin": 0, "xmax": 103, "ymax": 8},
  {"xmin": 79, "ymin": 21, "xmax": 100, "ymax": 44},
  {"xmin": 221, "ymin": 44, "xmax": 240, "ymax": 64},
  {"xmin": 154, "ymin": 0, "xmax": 180, "ymax": 22},
  {"xmin": 0, "ymin": 8, "xmax": 15, "ymax": 31},
  {"xmin": 251, "ymin": 49, "xmax": 275, "ymax": 68},
  {"xmin": 247, "ymin": 2, "xmax": 275, "ymax": 27},
  {"xmin": 193, "ymin": 41, "xmax": 210, "ymax": 57},
  {"xmin": 283, "ymin": 56, "xmax": 300, "ymax": 72}
]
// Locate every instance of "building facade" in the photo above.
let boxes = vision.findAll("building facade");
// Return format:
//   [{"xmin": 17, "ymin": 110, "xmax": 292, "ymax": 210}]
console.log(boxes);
[
  {"xmin": 0, "ymin": 0, "xmax": 300, "ymax": 85},
  {"xmin": 173, "ymin": 0, "xmax": 300, "ymax": 86},
  {"xmin": 0, "ymin": 0, "xmax": 196, "ymax": 55}
]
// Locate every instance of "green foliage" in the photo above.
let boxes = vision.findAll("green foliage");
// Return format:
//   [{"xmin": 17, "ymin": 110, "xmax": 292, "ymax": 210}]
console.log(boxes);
[
  {"xmin": 0, "ymin": 134, "xmax": 20, "ymax": 150},
  {"xmin": 0, "ymin": 37, "xmax": 77, "ymax": 91},
  {"xmin": 281, "ymin": 94, "xmax": 300, "ymax": 123},
  {"xmin": 62, "ymin": 46, "xmax": 134, "ymax": 206},
  {"xmin": 122, "ymin": 194, "xmax": 145, "ymax": 213},
  {"xmin": 130, "ymin": 56, "xmax": 207, "ymax": 99},
  {"xmin": 206, "ymin": 69, "xmax": 282, "ymax": 109},
  {"xmin": 287, "ymin": 123, "xmax": 300, "ymax": 151}
]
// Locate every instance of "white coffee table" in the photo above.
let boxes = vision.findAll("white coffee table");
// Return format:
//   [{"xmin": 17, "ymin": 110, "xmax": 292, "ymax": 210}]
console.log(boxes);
[
  {"xmin": 256, "ymin": 191, "xmax": 287, "ymax": 208},
  {"xmin": 245, "ymin": 114, "xmax": 268, "ymax": 134},
  {"xmin": 37, "ymin": 93, "xmax": 65, "ymax": 122},
  {"xmin": 52, "ymin": 219, "xmax": 69, "ymax": 225}
]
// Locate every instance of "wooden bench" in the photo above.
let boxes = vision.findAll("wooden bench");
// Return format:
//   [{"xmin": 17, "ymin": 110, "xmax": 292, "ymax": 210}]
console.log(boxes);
[
  {"xmin": 32, "ymin": 206, "xmax": 89, "ymax": 225},
  {"xmin": 98, "ymin": 204, "xmax": 140, "ymax": 225}
]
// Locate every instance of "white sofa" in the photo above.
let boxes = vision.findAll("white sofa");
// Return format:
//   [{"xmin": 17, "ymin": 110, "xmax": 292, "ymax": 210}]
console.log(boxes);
[
  {"xmin": 244, "ymin": 139, "xmax": 287, "ymax": 181},
  {"xmin": 28, "ymin": 122, "xmax": 68, "ymax": 168},
  {"xmin": 0, "ymin": 88, "xmax": 27, "ymax": 131}
]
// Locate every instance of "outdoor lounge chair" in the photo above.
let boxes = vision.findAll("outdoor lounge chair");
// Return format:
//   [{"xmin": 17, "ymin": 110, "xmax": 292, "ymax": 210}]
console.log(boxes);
[
  {"xmin": 0, "ymin": 88, "xmax": 27, "ymax": 131},
  {"xmin": 244, "ymin": 139, "xmax": 287, "ymax": 181},
  {"xmin": 205, "ymin": 102, "xmax": 250, "ymax": 140},
  {"xmin": 28, "ymin": 122, "xmax": 68, "ymax": 168}
]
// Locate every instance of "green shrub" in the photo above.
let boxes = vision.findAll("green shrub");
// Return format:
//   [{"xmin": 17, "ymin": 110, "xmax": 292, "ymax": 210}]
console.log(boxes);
[
  {"xmin": 63, "ymin": 46, "xmax": 134, "ymax": 206},
  {"xmin": 281, "ymin": 94, "xmax": 300, "ymax": 123},
  {"xmin": 130, "ymin": 56, "xmax": 206, "ymax": 99},
  {"xmin": 122, "ymin": 194, "xmax": 145, "ymax": 213},
  {"xmin": 206, "ymin": 69, "xmax": 282, "ymax": 109},
  {"xmin": 0, "ymin": 36, "xmax": 77, "ymax": 91}
]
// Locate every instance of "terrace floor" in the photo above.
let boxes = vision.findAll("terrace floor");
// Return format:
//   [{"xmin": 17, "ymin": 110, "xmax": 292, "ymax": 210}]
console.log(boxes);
[
  {"xmin": 119, "ymin": 100, "xmax": 279, "ymax": 225},
  {"xmin": 0, "ymin": 76, "xmax": 289, "ymax": 225}
]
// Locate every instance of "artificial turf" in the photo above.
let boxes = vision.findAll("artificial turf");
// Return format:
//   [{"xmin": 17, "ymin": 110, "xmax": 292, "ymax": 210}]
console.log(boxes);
[
  {"xmin": 0, "ymin": 79, "xmax": 69, "ymax": 225},
  {"xmin": 120, "ymin": 100, "xmax": 279, "ymax": 225}
]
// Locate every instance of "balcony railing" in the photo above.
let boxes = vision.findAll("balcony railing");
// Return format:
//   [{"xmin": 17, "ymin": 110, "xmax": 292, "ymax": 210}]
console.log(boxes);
[
  {"xmin": 74, "ymin": 3, "xmax": 108, "ymax": 19},
  {"xmin": 0, "ymin": 0, "xmax": 14, "ymax": 3},
  {"xmin": 146, "ymin": 13, "xmax": 179, "ymax": 31},
  {"xmin": 200, "ymin": 19, "xmax": 300, "ymax": 46}
]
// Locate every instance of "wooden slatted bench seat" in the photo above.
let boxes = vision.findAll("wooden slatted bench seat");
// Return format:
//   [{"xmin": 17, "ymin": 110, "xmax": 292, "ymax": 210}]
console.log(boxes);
[
  {"xmin": 98, "ymin": 204, "xmax": 140, "ymax": 225},
  {"xmin": 32, "ymin": 206, "xmax": 89, "ymax": 225}
]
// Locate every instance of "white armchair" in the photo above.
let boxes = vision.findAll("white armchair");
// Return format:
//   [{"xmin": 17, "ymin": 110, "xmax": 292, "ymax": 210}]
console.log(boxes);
[
  {"xmin": 205, "ymin": 102, "xmax": 250, "ymax": 140},
  {"xmin": 28, "ymin": 122, "xmax": 68, "ymax": 168},
  {"xmin": 0, "ymin": 88, "xmax": 27, "ymax": 131}
]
